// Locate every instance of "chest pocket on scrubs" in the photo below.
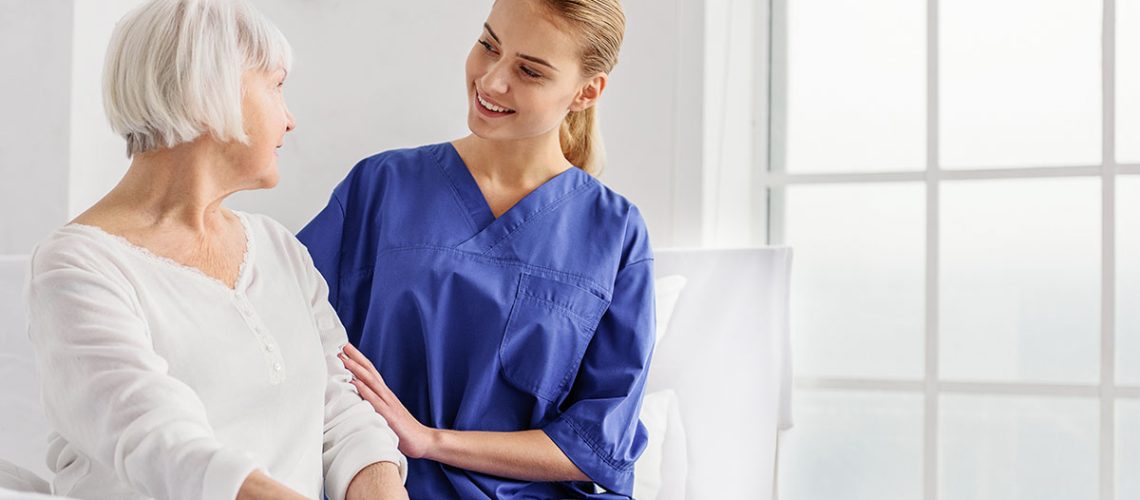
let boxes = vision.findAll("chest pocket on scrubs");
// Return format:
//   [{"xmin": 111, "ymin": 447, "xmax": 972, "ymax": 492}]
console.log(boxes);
[{"xmin": 500, "ymin": 273, "xmax": 610, "ymax": 402}]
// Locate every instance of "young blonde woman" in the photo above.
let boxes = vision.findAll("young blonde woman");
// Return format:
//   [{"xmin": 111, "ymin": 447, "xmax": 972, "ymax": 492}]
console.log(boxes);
[
  {"xmin": 26, "ymin": 1, "xmax": 406, "ymax": 498},
  {"xmin": 299, "ymin": 0, "xmax": 653, "ymax": 497}
]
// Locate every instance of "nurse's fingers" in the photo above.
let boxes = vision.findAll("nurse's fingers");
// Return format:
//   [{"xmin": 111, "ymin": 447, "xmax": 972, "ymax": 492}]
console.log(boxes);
[
  {"xmin": 340, "ymin": 352, "xmax": 376, "ymax": 382},
  {"xmin": 351, "ymin": 378, "xmax": 387, "ymax": 412},
  {"xmin": 337, "ymin": 353, "xmax": 405, "ymax": 407},
  {"xmin": 370, "ymin": 368, "xmax": 391, "ymax": 390},
  {"xmin": 344, "ymin": 343, "xmax": 380, "ymax": 374},
  {"xmin": 339, "ymin": 353, "xmax": 402, "ymax": 406}
]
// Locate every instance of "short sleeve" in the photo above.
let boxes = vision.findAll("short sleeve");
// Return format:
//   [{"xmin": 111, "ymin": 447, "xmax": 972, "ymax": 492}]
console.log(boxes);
[{"xmin": 542, "ymin": 259, "xmax": 656, "ymax": 496}]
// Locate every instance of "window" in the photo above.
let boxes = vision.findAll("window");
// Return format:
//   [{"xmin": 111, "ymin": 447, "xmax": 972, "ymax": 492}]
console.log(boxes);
[{"xmin": 769, "ymin": 1, "xmax": 1140, "ymax": 498}]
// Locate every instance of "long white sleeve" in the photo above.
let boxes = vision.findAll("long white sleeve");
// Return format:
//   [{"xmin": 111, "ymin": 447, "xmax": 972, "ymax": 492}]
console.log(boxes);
[
  {"xmin": 26, "ymin": 244, "xmax": 259, "ymax": 500},
  {"xmin": 299, "ymin": 247, "xmax": 407, "ymax": 499},
  {"xmin": 26, "ymin": 213, "xmax": 404, "ymax": 500}
]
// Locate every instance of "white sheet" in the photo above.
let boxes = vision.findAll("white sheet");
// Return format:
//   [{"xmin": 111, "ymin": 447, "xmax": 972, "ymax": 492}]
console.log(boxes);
[
  {"xmin": 647, "ymin": 248, "xmax": 793, "ymax": 500},
  {"xmin": 0, "ymin": 256, "xmax": 52, "ymax": 482},
  {"xmin": 0, "ymin": 488, "xmax": 59, "ymax": 500},
  {"xmin": 0, "ymin": 459, "xmax": 49, "ymax": 496}
]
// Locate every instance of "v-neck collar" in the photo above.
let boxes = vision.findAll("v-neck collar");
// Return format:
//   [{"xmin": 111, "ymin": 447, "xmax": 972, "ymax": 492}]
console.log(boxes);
[{"xmin": 431, "ymin": 142, "xmax": 591, "ymax": 256}]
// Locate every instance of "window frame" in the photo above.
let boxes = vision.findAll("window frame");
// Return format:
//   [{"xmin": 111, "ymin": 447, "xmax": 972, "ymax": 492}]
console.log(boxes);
[{"xmin": 765, "ymin": 1, "xmax": 1140, "ymax": 498}]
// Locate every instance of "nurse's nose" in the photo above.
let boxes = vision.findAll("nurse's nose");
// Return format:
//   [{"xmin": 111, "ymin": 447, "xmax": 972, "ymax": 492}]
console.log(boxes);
[{"xmin": 480, "ymin": 60, "xmax": 511, "ymax": 96}]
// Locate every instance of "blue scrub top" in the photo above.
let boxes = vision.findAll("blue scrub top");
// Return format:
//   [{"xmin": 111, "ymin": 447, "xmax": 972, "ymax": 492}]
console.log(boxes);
[{"xmin": 297, "ymin": 143, "xmax": 655, "ymax": 499}]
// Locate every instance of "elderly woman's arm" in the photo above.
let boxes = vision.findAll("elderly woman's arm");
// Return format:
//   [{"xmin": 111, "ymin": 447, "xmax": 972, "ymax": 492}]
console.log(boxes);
[
  {"xmin": 26, "ymin": 246, "xmax": 303, "ymax": 500},
  {"xmin": 298, "ymin": 237, "xmax": 408, "ymax": 500},
  {"xmin": 345, "ymin": 462, "xmax": 405, "ymax": 500},
  {"xmin": 238, "ymin": 471, "xmax": 306, "ymax": 500}
]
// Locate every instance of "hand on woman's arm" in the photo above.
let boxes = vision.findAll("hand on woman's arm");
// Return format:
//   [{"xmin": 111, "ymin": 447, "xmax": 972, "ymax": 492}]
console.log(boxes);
[
  {"xmin": 298, "ymin": 241, "xmax": 407, "ymax": 500},
  {"xmin": 339, "ymin": 344, "xmax": 589, "ymax": 483}
]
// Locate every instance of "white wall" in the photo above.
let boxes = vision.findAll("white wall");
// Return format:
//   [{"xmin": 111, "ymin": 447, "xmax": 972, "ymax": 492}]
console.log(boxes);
[
  {"xmin": 604, "ymin": 0, "xmax": 703, "ymax": 248},
  {"xmin": 1, "ymin": 0, "xmax": 765, "ymax": 251},
  {"xmin": 0, "ymin": 1, "xmax": 73, "ymax": 255},
  {"xmin": 68, "ymin": 0, "xmax": 145, "ymax": 218},
  {"xmin": 226, "ymin": 0, "xmax": 488, "ymax": 234}
]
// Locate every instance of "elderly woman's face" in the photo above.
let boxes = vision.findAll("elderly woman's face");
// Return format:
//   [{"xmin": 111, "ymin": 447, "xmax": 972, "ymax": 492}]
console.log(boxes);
[{"xmin": 231, "ymin": 67, "xmax": 295, "ymax": 188}]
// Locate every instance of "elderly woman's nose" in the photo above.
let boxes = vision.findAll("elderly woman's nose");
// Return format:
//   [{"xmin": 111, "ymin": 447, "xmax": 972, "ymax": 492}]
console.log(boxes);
[{"xmin": 286, "ymin": 107, "xmax": 296, "ymax": 132}]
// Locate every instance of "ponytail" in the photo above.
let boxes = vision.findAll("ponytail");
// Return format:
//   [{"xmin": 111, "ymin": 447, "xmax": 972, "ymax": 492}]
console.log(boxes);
[
  {"xmin": 560, "ymin": 106, "xmax": 605, "ymax": 176},
  {"xmin": 540, "ymin": 0, "xmax": 624, "ymax": 177}
]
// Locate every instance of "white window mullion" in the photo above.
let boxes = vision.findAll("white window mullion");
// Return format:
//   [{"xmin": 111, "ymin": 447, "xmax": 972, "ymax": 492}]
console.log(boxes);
[
  {"xmin": 766, "ymin": 0, "xmax": 788, "ymax": 246},
  {"xmin": 1101, "ymin": 1, "xmax": 1117, "ymax": 499},
  {"xmin": 796, "ymin": 377, "xmax": 1107, "ymax": 398},
  {"xmin": 1102, "ymin": 143, "xmax": 1117, "ymax": 500},
  {"xmin": 766, "ymin": 165, "xmax": 1106, "ymax": 188},
  {"xmin": 924, "ymin": 0, "xmax": 940, "ymax": 499}
]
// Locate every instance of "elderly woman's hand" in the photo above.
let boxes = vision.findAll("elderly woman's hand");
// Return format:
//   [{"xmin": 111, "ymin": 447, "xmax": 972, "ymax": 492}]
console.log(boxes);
[{"xmin": 340, "ymin": 344, "xmax": 438, "ymax": 460}]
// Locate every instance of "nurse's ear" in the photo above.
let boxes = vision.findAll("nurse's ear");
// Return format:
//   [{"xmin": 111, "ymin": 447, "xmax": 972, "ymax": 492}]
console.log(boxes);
[{"xmin": 569, "ymin": 73, "xmax": 607, "ymax": 112}]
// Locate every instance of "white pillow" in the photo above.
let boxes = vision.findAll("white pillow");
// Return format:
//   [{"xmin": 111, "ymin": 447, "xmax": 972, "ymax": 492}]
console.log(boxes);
[
  {"xmin": 0, "ymin": 460, "xmax": 50, "ymax": 497},
  {"xmin": 0, "ymin": 489, "xmax": 58, "ymax": 500},
  {"xmin": 654, "ymin": 275, "xmax": 687, "ymax": 344},
  {"xmin": 634, "ymin": 389, "xmax": 688, "ymax": 500}
]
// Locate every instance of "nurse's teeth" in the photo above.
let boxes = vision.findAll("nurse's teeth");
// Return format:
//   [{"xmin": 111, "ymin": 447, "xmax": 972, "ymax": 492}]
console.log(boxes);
[{"xmin": 478, "ymin": 94, "xmax": 513, "ymax": 113}]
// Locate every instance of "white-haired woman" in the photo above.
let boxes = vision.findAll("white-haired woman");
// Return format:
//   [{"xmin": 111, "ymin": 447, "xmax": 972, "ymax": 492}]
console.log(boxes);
[{"xmin": 25, "ymin": 1, "xmax": 407, "ymax": 499}]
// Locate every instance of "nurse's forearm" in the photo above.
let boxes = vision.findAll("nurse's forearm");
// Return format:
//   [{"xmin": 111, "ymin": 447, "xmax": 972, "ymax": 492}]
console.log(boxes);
[{"xmin": 423, "ymin": 428, "xmax": 590, "ymax": 482}]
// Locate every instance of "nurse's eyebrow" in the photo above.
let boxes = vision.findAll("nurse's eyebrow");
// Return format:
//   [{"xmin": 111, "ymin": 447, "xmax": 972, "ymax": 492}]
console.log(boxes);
[
  {"xmin": 484, "ymin": 23, "xmax": 502, "ymax": 43},
  {"xmin": 518, "ymin": 53, "xmax": 558, "ymax": 72},
  {"xmin": 483, "ymin": 23, "xmax": 560, "ymax": 73}
]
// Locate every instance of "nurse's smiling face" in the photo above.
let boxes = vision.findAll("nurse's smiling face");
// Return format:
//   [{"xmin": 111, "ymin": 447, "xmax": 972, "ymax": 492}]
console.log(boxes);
[{"xmin": 464, "ymin": 0, "xmax": 605, "ymax": 142}]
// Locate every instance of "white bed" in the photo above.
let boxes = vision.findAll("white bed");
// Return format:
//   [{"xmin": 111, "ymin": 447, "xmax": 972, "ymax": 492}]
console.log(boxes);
[{"xmin": 0, "ymin": 248, "xmax": 792, "ymax": 499}]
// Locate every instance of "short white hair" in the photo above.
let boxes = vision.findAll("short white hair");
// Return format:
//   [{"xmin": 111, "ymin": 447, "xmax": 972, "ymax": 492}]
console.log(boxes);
[{"xmin": 103, "ymin": 0, "xmax": 293, "ymax": 157}]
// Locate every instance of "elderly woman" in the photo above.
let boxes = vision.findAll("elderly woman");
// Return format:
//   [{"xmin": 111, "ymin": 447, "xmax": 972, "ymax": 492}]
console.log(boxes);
[{"xmin": 25, "ymin": 1, "xmax": 406, "ymax": 499}]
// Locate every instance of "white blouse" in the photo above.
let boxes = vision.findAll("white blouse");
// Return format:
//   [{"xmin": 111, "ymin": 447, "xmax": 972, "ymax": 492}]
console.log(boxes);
[{"xmin": 25, "ymin": 211, "xmax": 405, "ymax": 500}]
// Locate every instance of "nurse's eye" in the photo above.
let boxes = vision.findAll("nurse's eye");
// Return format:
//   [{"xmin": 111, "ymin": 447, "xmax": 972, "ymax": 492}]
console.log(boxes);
[
  {"xmin": 478, "ymin": 39, "xmax": 497, "ymax": 54},
  {"xmin": 519, "ymin": 65, "xmax": 542, "ymax": 79}
]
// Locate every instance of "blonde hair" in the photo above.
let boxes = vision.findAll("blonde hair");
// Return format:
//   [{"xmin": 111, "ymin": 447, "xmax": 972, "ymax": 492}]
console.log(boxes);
[
  {"xmin": 538, "ymin": 0, "xmax": 625, "ymax": 176},
  {"xmin": 103, "ymin": 0, "xmax": 293, "ymax": 157}
]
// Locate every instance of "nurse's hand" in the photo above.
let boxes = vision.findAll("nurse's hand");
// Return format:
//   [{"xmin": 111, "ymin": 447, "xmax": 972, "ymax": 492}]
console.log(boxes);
[
  {"xmin": 340, "ymin": 346, "xmax": 589, "ymax": 483},
  {"xmin": 340, "ymin": 343, "xmax": 437, "ymax": 459}
]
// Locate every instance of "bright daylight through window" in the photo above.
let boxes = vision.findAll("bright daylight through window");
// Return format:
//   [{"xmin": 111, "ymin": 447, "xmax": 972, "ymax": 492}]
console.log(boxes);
[{"xmin": 769, "ymin": 1, "xmax": 1140, "ymax": 499}]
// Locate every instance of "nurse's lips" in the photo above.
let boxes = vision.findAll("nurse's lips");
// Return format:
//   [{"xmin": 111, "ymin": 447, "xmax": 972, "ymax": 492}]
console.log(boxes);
[{"xmin": 474, "ymin": 90, "xmax": 515, "ymax": 117}]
